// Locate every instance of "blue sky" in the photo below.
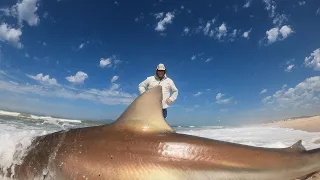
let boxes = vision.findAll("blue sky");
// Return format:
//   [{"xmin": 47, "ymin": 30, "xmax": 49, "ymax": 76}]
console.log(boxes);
[{"xmin": 0, "ymin": 0, "xmax": 319, "ymax": 126}]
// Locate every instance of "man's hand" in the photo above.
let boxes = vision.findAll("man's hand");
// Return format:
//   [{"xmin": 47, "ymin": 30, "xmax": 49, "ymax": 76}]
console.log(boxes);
[{"xmin": 166, "ymin": 99, "xmax": 173, "ymax": 105}]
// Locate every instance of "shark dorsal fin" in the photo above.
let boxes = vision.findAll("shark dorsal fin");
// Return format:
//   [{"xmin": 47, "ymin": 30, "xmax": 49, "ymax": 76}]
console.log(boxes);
[
  {"xmin": 111, "ymin": 85, "xmax": 175, "ymax": 133},
  {"xmin": 283, "ymin": 140, "xmax": 306, "ymax": 153}
]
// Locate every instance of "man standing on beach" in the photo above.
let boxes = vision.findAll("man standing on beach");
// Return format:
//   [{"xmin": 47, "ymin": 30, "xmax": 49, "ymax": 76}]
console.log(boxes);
[{"xmin": 138, "ymin": 63, "xmax": 178, "ymax": 119}]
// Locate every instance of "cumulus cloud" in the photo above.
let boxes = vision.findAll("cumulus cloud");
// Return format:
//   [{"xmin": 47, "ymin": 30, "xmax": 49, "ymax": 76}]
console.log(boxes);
[
  {"xmin": 304, "ymin": 48, "xmax": 320, "ymax": 71},
  {"xmin": 279, "ymin": 25, "xmax": 293, "ymax": 39},
  {"xmin": 99, "ymin": 56, "xmax": 122, "ymax": 69},
  {"xmin": 16, "ymin": 0, "xmax": 40, "ymax": 26},
  {"xmin": 262, "ymin": 76, "xmax": 320, "ymax": 109},
  {"xmin": 195, "ymin": 19, "xmax": 242, "ymax": 42},
  {"xmin": 155, "ymin": 12, "xmax": 175, "ymax": 32},
  {"xmin": 26, "ymin": 73, "xmax": 59, "ymax": 86},
  {"xmin": 100, "ymin": 57, "xmax": 111, "ymax": 68},
  {"xmin": 65, "ymin": 71, "xmax": 88, "ymax": 85},
  {"xmin": 266, "ymin": 27, "xmax": 279, "ymax": 44},
  {"xmin": 265, "ymin": 25, "xmax": 293, "ymax": 45},
  {"xmin": 243, "ymin": 28, "xmax": 252, "ymax": 39},
  {"xmin": 111, "ymin": 75, "xmax": 119, "ymax": 83},
  {"xmin": 216, "ymin": 23, "xmax": 228, "ymax": 40},
  {"xmin": 260, "ymin": 89, "xmax": 267, "ymax": 94},
  {"xmin": 216, "ymin": 93, "xmax": 232, "ymax": 104},
  {"xmin": 0, "ymin": 23, "xmax": 23, "ymax": 49},
  {"xmin": 0, "ymin": 72, "xmax": 136, "ymax": 106},
  {"xmin": 2, "ymin": 0, "xmax": 40, "ymax": 27},
  {"xmin": 285, "ymin": 64, "xmax": 294, "ymax": 72}
]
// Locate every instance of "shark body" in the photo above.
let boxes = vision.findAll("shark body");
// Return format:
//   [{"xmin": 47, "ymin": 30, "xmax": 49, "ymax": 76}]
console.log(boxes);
[{"xmin": 1, "ymin": 85, "xmax": 320, "ymax": 180}]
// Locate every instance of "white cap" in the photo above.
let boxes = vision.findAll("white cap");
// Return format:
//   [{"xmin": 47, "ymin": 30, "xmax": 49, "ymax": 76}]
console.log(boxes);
[{"xmin": 156, "ymin": 63, "xmax": 166, "ymax": 70}]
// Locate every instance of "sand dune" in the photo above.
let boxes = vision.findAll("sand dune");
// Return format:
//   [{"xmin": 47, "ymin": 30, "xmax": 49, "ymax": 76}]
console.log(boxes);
[{"xmin": 263, "ymin": 115, "xmax": 320, "ymax": 133}]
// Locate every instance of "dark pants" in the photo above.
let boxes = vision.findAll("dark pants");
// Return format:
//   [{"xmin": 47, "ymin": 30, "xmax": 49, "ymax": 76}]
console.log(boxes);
[{"xmin": 162, "ymin": 109, "xmax": 167, "ymax": 119}]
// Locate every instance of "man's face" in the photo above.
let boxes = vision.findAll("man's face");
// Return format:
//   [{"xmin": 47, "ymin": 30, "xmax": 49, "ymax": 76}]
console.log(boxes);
[{"xmin": 157, "ymin": 70, "xmax": 165, "ymax": 78}]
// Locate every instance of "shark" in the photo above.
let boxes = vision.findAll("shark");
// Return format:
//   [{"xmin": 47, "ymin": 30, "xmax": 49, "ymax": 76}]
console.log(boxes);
[{"xmin": 1, "ymin": 85, "xmax": 320, "ymax": 180}]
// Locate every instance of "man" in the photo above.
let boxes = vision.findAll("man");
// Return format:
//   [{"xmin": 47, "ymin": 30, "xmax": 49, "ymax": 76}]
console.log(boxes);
[{"xmin": 138, "ymin": 63, "xmax": 178, "ymax": 119}]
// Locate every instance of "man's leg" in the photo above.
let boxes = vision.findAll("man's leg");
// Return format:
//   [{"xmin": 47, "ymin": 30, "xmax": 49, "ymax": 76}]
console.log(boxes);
[{"xmin": 162, "ymin": 109, "xmax": 167, "ymax": 119}]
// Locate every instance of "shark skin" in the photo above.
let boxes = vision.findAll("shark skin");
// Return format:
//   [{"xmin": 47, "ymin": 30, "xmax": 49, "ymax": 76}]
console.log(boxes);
[{"xmin": 1, "ymin": 85, "xmax": 320, "ymax": 180}]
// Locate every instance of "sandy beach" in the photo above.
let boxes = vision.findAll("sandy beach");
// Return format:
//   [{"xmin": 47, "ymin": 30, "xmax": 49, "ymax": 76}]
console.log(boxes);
[{"xmin": 263, "ymin": 115, "xmax": 320, "ymax": 133}]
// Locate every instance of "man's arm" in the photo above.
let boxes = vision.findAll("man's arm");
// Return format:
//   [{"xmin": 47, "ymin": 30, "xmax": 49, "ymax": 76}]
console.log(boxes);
[
  {"xmin": 168, "ymin": 80, "xmax": 178, "ymax": 102},
  {"xmin": 138, "ymin": 77, "xmax": 150, "ymax": 94}
]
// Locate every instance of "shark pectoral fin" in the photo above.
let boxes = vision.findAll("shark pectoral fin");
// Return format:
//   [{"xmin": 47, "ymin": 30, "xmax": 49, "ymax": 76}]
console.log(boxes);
[
  {"xmin": 111, "ymin": 85, "xmax": 175, "ymax": 134},
  {"xmin": 283, "ymin": 140, "xmax": 307, "ymax": 153}
]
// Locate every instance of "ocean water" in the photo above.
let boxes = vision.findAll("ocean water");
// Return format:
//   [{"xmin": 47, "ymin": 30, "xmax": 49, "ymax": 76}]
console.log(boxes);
[{"xmin": 1, "ymin": 115, "xmax": 320, "ymax": 179}]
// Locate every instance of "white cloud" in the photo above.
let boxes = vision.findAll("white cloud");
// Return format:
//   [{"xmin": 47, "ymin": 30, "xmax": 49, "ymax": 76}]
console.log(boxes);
[
  {"xmin": 265, "ymin": 25, "xmax": 293, "ymax": 45},
  {"xmin": 193, "ymin": 92, "xmax": 203, "ymax": 97},
  {"xmin": 99, "ymin": 58, "xmax": 112, "ymax": 68},
  {"xmin": 154, "ymin": 12, "xmax": 164, "ymax": 19},
  {"xmin": 216, "ymin": 93, "xmax": 232, "ymax": 104},
  {"xmin": 304, "ymin": 48, "xmax": 320, "ymax": 71},
  {"xmin": 16, "ymin": 0, "xmax": 40, "ymax": 26},
  {"xmin": 65, "ymin": 71, "xmax": 88, "ymax": 85},
  {"xmin": 111, "ymin": 75, "xmax": 119, "ymax": 83},
  {"xmin": 279, "ymin": 25, "xmax": 293, "ymax": 39},
  {"xmin": 317, "ymin": 8, "xmax": 320, "ymax": 15},
  {"xmin": 266, "ymin": 27, "xmax": 279, "ymax": 44},
  {"xmin": 182, "ymin": 27, "xmax": 190, "ymax": 36},
  {"xmin": 155, "ymin": 12, "xmax": 175, "ymax": 32},
  {"xmin": 205, "ymin": 57, "xmax": 212, "ymax": 63},
  {"xmin": 260, "ymin": 89, "xmax": 267, "ymax": 94},
  {"xmin": 298, "ymin": 1, "xmax": 306, "ymax": 6},
  {"xmin": 243, "ymin": 28, "xmax": 252, "ymax": 39},
  {"xmin": 191, "ymin": 55, "xmax": 196, "ymax": 60},
  {"xmin": 99, "ymin": 56, "xmax": 122, "ymax": 69},
  {"xmin": 0, "ymin": 23, "xmax": 23, "ymax": 49},
  {"xmin": 1, "ymin": 0, "xmax": 40, "ymax": 27},
  {"xmin": 262, "ymin": 76, "xmax": 320, "ymax": 109},
  {"xmin": 77, "ymin": 41, "xmax": 89, "ymax": 50},
  {"xmin": 243, "ymin": 0, "xmax": 252, "ymax": 8},
  {"xmin": 263, "ymin": 0, "xmax": 276, "ymax": 18},
  {"xmin": 26, "ymin": 73, "xmax": 59, "ymax": 86},
  {"xmin": 273, "ymin": 14, "xmax": 288, "ymax": 26},
  {"xmin": 0, "ymin": 74, "xmax": 136, "ymax": 106},
  {"xmin": 203, "ymin": 22, "xmax": 211, "ymax": 36},
  {"xmin": 285, "ymin": 64, "xmax": 294, "ymax": 72},
  {"xmin": 216, "ymin": 23, "xmax": 228, "ymax": 40}
]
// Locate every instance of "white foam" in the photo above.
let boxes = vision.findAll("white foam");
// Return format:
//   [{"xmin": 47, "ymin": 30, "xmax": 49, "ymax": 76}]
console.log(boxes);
[
  {"xmin": 0, "ymin": 109, "xmax": 82, "ymax": 124},
  {"xmin": 0, "ymin": 110, "xmax": 20, "ymax": 117},
  {"xmin": 177, "ymin": 125, "xmax": 320, "ymax": 150}
]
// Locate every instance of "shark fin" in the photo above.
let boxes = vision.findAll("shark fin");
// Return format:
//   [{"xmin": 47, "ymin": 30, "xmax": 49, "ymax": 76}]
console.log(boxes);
[
  {"xmin": 111, "ymin": 85, "xmax": 175, "ymax": 133},
  {"xmin": 283, "ymin": 140, "xmax": 306, "ymax": 153}
]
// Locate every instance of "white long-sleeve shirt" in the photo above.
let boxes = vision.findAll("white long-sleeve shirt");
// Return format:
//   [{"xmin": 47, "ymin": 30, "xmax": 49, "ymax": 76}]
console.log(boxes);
[{"xmin": 138, "ymin": 75, "xmax": 178, "ymax": 109}]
